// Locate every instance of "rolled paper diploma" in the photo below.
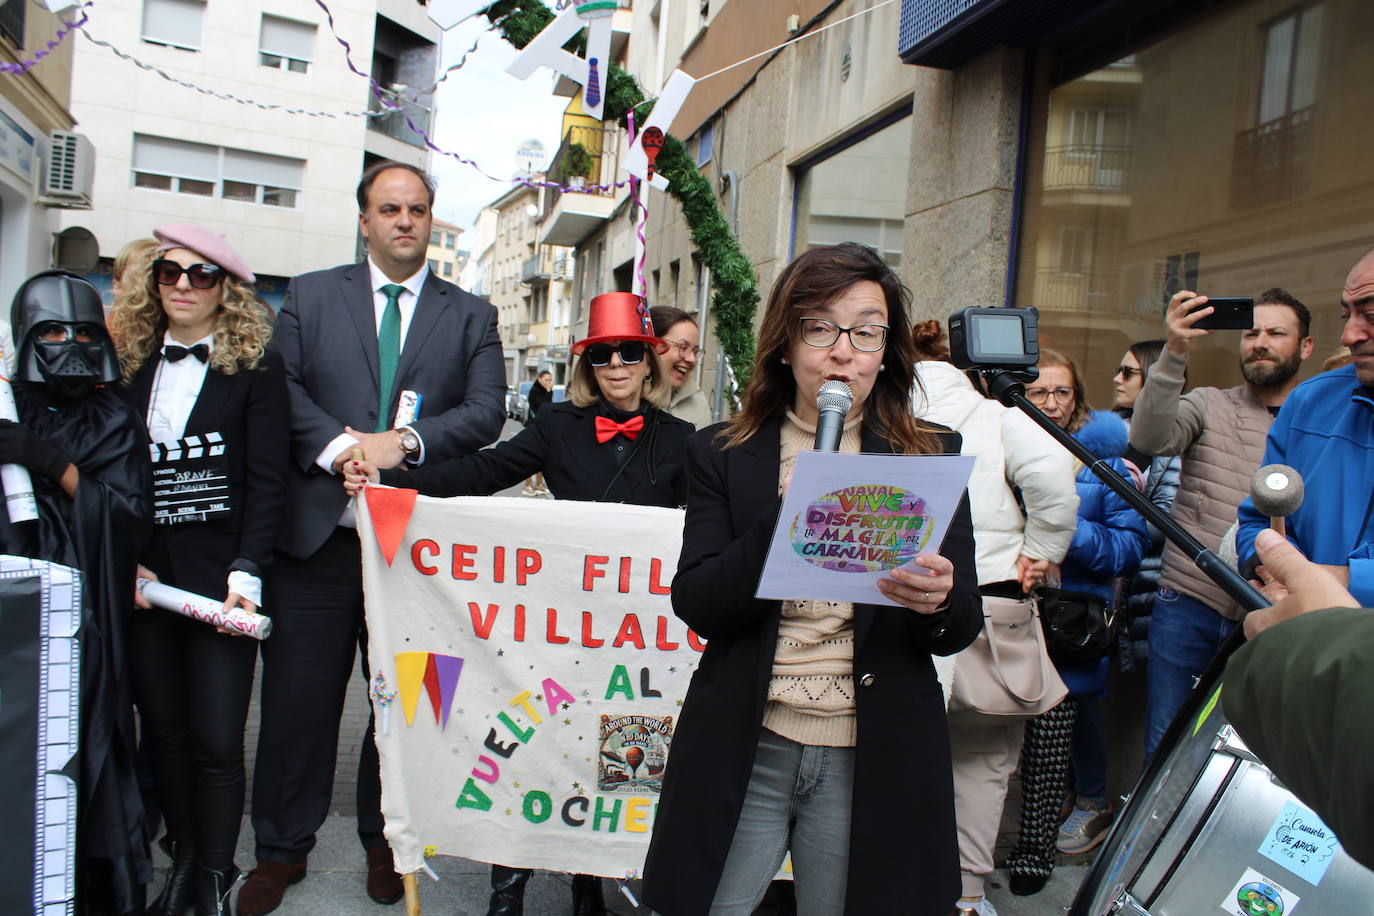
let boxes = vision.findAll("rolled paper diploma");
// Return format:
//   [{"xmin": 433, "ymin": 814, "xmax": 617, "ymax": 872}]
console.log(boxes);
[
  {"xmin": 0, "ymin": 322, "xmax": 37, "ymax": 523},
  {"xmin": 137, "ymin": 578, "xmax": 273, "ymax": 640}
]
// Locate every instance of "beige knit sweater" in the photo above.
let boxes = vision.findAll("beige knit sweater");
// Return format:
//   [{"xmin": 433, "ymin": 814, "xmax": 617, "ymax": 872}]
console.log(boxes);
[{"xmin": 761, "ymin": 410, "xmax": 863, "ymax": 747}]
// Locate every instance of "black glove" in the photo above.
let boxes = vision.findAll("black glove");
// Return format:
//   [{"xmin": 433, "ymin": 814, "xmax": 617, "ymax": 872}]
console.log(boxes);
[{"xmin": 0, "ymin": 419, "xmax": 73, "ymax": 481}]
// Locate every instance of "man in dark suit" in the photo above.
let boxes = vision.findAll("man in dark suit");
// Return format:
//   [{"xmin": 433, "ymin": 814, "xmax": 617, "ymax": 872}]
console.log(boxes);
[{"xmin": 239, "ymin": 161, "xmax": 506, "ymax": 916}]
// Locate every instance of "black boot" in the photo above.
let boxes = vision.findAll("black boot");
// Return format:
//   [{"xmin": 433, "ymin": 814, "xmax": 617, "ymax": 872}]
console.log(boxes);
[
  {"xmin": 148, "ymin": 837, "xmax": 197, "ymax": 916},
  {"xmin": 488, "ymin": 865, "xmax": 531, "ymax": 916},
  {"xmin": 194, "ymin": 863, "xmax": 240, "ymax": 916},
  {"xmin": 571, "ymin": 874, "xmax": 606, "ymax": 916}
]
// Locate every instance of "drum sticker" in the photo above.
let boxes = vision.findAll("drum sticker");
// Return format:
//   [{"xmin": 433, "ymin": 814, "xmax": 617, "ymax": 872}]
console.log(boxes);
[
  {"xmin": 1220, "ymin": 867, "xmax": 1301, "ymax": 915},
  {"xmin": 1258, "ymin": 800, "xmax": 1340, "ymax": 887}
]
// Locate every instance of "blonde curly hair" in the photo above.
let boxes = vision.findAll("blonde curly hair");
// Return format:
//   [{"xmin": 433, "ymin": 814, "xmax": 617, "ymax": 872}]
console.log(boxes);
[{"xmin": 107, "ymin": 257, "xmax": 274, "ymax": 380}]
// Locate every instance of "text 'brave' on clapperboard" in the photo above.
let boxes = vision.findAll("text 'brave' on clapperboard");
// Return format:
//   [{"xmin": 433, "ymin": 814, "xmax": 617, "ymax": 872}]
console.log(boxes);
[{"xmin": 149, "ymin": 432, "xmax": 232, "ymax": 526}]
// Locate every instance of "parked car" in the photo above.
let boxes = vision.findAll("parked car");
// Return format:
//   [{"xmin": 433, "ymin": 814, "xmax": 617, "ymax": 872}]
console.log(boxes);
[
  {"xmin": 504, "ymin": 386, "xmax": 519, "ymax": 419},
  {"xmin": 512, "ymin": 381, "xmax": 533, "ymax": 422}
]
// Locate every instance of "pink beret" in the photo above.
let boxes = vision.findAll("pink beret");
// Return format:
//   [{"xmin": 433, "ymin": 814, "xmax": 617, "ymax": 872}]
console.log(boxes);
[{"xmin": 153, "ymin": 223, "xmax": 255, "ymax": 284}]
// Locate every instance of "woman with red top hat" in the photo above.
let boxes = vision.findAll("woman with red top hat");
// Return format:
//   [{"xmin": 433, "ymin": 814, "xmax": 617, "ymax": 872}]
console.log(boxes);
[{"xmin": 343, "ymin": 290, "xmax": 692, "ymax": 914}]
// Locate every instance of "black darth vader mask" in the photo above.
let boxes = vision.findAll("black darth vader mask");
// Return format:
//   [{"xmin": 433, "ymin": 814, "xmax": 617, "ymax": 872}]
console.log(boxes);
[{"xmin": 11, "ymin": 270, "xmax": 120, "ymax": 399}]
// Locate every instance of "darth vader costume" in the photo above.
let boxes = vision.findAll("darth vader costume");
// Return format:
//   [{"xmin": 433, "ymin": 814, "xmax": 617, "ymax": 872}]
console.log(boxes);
[{"xmin": 0, "ymin": 271, "xmax": 152, "ymax": 914}]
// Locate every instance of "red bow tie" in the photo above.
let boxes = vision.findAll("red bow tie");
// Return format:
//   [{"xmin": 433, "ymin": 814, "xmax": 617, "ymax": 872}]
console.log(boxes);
[{"xmin": 595, "ymin": 414, "xmax": 644, "ymax": 443}]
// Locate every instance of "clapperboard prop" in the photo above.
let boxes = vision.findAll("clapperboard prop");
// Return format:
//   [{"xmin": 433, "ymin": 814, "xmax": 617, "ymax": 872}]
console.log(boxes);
[
  {"xmin": 0, "ymin": 556, "xmax": 81, "ymax": 916},
  {"xmin": 150, "ymin": 433, "xmax": 232, "ymax": 526}
]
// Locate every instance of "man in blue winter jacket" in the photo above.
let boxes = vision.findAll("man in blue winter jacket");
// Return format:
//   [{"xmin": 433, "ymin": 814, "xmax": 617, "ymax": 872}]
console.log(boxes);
[{"xmin": 1237, "ymin": 246, "xmax": 1374, "ymax": 605}]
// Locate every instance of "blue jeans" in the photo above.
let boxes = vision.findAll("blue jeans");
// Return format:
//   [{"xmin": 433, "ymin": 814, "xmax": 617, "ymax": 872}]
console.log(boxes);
[
  {"xmin": 709, "ymin": 729, "xmax": 855, "ymax": 914},
  {"xmin": 1071, "ymin": 696, "xmax": 1108, "ymax": 803},
  {"xmin": 1144, "ymin": 588, "xmax": 1237, "ymax": 761}
]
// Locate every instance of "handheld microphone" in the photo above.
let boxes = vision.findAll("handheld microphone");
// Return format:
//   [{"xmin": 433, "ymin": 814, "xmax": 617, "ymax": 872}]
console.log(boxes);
[
  {"xmin": 814, "ymin": 380, "xmax": 853, "ymax": 452},
  {"xmin": 1251, "ymin": 464, "xmax": 1304, "ymax": 539}
]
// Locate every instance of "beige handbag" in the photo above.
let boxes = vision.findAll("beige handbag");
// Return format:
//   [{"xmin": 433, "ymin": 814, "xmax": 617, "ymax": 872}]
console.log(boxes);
[{"xmin": 947, "ymin": 594, "xmax": 1068, "ymax": 723}]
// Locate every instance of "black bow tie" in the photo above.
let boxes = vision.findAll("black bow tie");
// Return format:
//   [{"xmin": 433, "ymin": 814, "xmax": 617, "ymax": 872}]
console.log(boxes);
[{"xmin": 165, "ymin": 343, "xmax": 209, "ymax": 363}]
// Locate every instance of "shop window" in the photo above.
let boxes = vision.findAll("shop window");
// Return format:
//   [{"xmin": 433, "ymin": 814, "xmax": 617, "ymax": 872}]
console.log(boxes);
[
  {"xmin": 1014, "ymin": 0, "xmax": 1368, "ymax": 406},
  {"xmin": 792, "ymin": 110, "xmax": 910, "ymax": 266}
]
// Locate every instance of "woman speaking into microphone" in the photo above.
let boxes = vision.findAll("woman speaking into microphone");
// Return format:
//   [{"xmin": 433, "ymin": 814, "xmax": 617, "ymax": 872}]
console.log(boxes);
[
  {"xmin": 345, "ymin": 291, "xmax": 693, "ymax": 914},
  {"xmin": 642, "ymin": 243, "xmax": 981, "ymax": 915}
]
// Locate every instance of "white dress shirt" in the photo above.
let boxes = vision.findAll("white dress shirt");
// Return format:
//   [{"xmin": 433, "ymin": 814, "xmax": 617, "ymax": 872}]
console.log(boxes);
[
  {"xmin": 316, "ymin": 259, "xmax": 431, "ymax": 528},
  {"xmin": 148, "ymin": 332, "xmax": 261, "ymax": 606}
]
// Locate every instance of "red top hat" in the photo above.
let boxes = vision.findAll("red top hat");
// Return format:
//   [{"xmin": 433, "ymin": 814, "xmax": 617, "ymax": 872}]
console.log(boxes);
[{"xmin": 571, "ymin": 291, "xmax": 670, "ymax": 355}]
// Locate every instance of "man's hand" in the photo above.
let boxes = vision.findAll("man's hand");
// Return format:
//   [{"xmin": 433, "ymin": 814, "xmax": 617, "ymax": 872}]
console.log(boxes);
[
  {"xmin": 332, "ymin": 427, "xmax": 405, "ymax": 472},
  {"xmin": 1164, "ymin": 290, "xmax": 1213, "ymax": 356},
  {"xmin": 1245, "ymin": 528, "xmax": 1358, "ymax": 638}
]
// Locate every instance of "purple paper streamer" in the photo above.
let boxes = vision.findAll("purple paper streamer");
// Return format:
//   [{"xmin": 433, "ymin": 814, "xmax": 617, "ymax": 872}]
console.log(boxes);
[
  {"xmin": 313, "ymin": 0, "xmax": 630, "ymax": 196},
  {"xmin": 0, "ymin": 5, "xmax": 90, "ymax": 76}
]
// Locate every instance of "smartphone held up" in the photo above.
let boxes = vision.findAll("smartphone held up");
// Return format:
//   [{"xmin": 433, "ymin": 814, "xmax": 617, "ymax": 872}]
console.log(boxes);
[{"xmin": 1187, "ymin": 296, "xmax": 1254, "ymax": 330}]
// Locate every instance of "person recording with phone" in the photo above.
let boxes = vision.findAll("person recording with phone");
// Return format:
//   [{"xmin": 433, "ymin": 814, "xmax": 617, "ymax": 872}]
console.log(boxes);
[
  {"xmin": 641, "ymin": 243, "xmax": 981, "ymax": 915},
  {"xmin": 1128, "ymin": 287, "xmax": 1313, "ymax": 762}
]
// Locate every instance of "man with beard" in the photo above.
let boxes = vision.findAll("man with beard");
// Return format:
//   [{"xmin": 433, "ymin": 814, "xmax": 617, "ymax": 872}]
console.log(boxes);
[
  {"xmin": 0, "ymin": 271, "xmax": 153, "ymax": 913},
  {"xmin": 1128, "ymin": 286, "xmax": 1313, "ymax": 761},
  {"xmin": 1238, "ymin": 248, "xmax": 1374, "ymax": 608}
]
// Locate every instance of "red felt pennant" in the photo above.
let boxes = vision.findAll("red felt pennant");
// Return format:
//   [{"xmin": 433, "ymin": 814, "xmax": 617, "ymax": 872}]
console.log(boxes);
[
  {"xmin": 364, "ymin": 487, "xmax": 418, "ymax": 566},
  {"xmin": 422, "ymin": 654, "xmax": 442, "ymax": 726}
]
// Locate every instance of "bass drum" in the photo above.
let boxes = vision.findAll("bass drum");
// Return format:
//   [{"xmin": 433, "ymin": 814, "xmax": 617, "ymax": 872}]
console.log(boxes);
[{"xmin": 1070, "ymin": 631, "xmax": 1373, "ymax": 915}]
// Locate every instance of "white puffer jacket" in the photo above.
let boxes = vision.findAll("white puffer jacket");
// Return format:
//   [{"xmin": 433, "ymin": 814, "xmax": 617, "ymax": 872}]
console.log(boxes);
[{"xmin": 913, "ymin": 361, "xmax": 1079, "ymax": 585}]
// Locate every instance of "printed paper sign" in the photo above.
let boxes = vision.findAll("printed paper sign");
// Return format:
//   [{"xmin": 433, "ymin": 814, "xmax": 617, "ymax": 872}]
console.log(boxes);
[
  {"xmin": 1220, "ymin": 867, "xmax": 1301, "ymax": 916},
  {"xmin": 756, "ymin": 452, "xmax": 974, "ymax": 605},
  {"xmin": 1258, "ymin": 801, "xmax": 1341, "ymax": 887},
  {"xmin": 358, "ymin": 492, "xmax": 700, "ymax": 879}
]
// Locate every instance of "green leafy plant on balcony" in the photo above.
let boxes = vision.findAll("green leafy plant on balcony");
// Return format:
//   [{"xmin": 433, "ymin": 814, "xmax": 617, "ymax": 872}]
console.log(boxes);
[
  {"xmin": 485, "ymin": 0, "xmax": 759, "ymax": 394},
  {"xmin": 558, "ymin": 142, "xmax": 595, "ymax": 184}
]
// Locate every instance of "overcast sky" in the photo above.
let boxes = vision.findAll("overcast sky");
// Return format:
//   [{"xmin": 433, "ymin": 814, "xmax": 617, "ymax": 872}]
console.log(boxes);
[{"xmin": 427, "ymin": 15, "xmax": 569, "ymax": 240}]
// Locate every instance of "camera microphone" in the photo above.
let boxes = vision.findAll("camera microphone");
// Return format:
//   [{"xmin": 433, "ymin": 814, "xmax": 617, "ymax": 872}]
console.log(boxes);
[{"xmin": 814, "ymin": 380, "xmax": 853, "ymax": 453}]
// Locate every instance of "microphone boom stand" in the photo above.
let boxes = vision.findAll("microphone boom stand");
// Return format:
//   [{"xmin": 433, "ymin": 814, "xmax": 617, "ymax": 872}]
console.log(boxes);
[{"xmin": 981, "ymin": 368, "xmax": 1268, "ymax": 612}]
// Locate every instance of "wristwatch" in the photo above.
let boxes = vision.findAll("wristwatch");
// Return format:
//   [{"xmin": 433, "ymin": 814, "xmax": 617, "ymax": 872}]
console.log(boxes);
[{"xmin": 397, "ymin": 426, "xmax": 421, "ymax": 462}]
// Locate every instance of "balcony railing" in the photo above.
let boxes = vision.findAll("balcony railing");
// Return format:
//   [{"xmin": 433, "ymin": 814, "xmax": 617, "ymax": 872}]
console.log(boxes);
[
  {"xmin": 1031, "ymin": 267, "xmax": 1119, "ymax": 313},
  {"xmin": 1231, "ymin": 106, "xmax": 1314, "ymax": 210},
  {"xmin": 1042, "ymin": 145, "xmax": 1133, "ymax": 192},
  {"xmin": 542, "ymin": 124, "xmax": 622, "ymax": 221},
  {"xmin": 367, "ymin": 97, "xmax": 429, "ymax": 149}
]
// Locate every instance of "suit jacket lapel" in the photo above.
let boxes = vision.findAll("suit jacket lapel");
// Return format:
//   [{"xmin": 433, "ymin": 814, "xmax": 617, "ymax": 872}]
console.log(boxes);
[
  {"xmin": 185, "ymin": 365, "xmax": 233, "ymax": 436},
  {"xmin": 343, "ymin": 262, "xmax": 380, "ymax": 390},
  {"xmin": 127, "ymin": 357, "xmax": 158, "ymax": 419},
  {"xmin": 395, "ymin": 274, "xmax": 448, "ymax": 387}
]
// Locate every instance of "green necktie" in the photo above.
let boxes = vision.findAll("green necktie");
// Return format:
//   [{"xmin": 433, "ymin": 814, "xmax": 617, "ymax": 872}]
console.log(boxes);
[{"xmin": 375, "ymin": 283, "xmax": 406, "ymax": 432}]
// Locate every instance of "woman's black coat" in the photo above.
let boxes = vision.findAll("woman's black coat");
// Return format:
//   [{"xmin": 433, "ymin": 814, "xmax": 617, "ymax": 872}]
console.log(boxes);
[
  {"xmin": 123, "ymin": 349, "xmax": 290, "ymax": 597},
  {"xmin": 381, "ymin": 400, "xmax": 691, "ymax": 507},
  {"xmin": 642, "ymin": 416, "xmax": 982, "ymax": 915}
]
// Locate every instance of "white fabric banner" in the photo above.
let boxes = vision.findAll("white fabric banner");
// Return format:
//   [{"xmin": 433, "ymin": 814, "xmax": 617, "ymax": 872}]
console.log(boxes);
[{"xmin": 358, "ymin": 491, "xmax": 701, "ymax": 880}]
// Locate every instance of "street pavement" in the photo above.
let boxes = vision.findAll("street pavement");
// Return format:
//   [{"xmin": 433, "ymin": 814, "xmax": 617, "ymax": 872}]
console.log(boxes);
[{"xmin": 167, "ymin": 418, "xmax": 1095, "ymax": 914}]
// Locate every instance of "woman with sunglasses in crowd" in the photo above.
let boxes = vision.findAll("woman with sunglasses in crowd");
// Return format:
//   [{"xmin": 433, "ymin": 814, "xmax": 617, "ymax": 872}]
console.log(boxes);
[
  {"xmin": 108, "ymin": 224, "xmax": 289, "ymax": 916},
  {"xmin": 641, "ymin": 243, "xmax": 982, "ymax": 915},
  {"xmin": 1004, "ymin": 350, "xmax": 1146, "ymax": 896},
  {"xmin": 650, "ymin": 305, "xmax": 712, "ymax": 429},
  {"xmin": 344, "ymin": 290, "xmax": 692, "ymax": 915}
]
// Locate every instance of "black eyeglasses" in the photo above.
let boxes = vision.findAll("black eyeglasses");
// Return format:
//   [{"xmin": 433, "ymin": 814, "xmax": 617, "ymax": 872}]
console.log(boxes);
[
  {"xmin": 1114, "ymin": 365, "xmax": 1141, "ymax": 379},
  {"xmin": 797, "ymin": 317, "xmax": 888, "ymax": 352},
  {"xmin": 584, "ymin": 341, "xmax": 646, "ymax": 367},
  {"xmin": 153, "ymin": 259, "xmax": 224, "ymax": 289}
]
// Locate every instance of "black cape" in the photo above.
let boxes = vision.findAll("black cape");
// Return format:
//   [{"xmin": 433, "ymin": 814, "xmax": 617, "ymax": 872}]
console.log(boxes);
[{"xmin": 0, "ymin": 383, "xmax": 153, "ymax": 914}]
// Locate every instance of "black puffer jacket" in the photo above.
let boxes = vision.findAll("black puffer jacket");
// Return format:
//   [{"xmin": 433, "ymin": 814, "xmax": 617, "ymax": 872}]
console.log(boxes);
[{"xmin": 1119, "ymin": 453, "xmax": 1182, "ymax": 670}]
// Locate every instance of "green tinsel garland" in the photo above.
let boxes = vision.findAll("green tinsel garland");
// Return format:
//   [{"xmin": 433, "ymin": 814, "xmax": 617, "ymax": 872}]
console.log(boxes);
[{"xmin": 483, "ymin": 0, "xmax": 757, "ymax": 387}]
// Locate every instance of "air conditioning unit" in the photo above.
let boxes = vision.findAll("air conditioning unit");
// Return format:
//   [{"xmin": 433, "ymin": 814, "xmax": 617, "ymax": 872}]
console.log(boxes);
[{"xmin": 40, "ymin": 131, "xmax": 95, "ymax": 209}]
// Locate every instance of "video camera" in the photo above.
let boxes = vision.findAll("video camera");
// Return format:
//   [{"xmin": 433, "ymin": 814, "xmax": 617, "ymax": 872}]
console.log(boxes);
[{"xmin": 947, "ymin": 306, "xmax": 1040, "ymax": 372}]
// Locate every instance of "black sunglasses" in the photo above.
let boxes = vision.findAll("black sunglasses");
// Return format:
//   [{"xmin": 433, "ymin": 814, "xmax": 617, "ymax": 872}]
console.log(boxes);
[
  {"xmin": 584, "ymin": 341, "xmax": 646, "ymax": 367},
  {"xmin": 153, "ymin": 258, "xmax": 224, "ymax": 289}
]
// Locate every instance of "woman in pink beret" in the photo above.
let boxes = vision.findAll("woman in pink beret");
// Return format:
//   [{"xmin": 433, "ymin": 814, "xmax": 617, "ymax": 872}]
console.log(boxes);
[{"xmin": 108, "ymin": 224, "xmax": 290, "ymax": 916}]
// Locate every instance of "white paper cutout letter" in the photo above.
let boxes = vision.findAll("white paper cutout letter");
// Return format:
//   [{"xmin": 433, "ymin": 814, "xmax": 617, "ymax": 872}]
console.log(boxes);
[
  {"xmin": 506, "ymin": 2, "xmax": 616, "ymax": 121},
  {"xmin": 622, "ymin": 70, "xmax": 697, "ymax": 191},
  {"xmin": 426, "ymin": 0, "xmax": 498, "ymax": 31}
]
